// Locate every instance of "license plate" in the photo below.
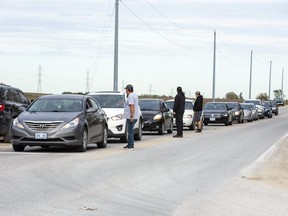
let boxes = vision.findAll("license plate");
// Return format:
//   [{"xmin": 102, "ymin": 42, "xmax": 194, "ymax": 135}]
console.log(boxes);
[
  {"xmin": 35, "ymin": 133, "xmax": 48, "ymax": 139},
  {"xmin": 210, "ymin": 117, "xmax": 216, "ymax": 121}
]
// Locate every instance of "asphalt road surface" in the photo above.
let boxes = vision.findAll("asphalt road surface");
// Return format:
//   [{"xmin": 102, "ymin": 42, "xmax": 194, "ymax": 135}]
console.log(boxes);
[{"xmin": 1, "ymin": 107, "xmax": 288, "ymax": 216}]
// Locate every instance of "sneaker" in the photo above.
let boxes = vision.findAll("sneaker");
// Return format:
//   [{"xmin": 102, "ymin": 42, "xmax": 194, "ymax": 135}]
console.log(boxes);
[
  {"xmin": 173, "ymin": 135, "xmax": 183, "ymax": 138},
  {"xmin": 195, "ymin": 129, "xmax": 202, "ymax": 133},
  {"xmin": 123, "ymin": 145, "xmax": 129, "ymax": 149}
]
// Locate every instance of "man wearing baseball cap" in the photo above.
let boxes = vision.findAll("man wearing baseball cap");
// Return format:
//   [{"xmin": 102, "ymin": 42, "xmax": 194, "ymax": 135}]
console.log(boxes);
[{"xmin": 123, "ymin": 84, "xmax": 140, "ymax": 150}]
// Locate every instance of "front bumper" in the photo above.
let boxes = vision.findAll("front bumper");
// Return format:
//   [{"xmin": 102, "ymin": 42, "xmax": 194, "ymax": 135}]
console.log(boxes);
[{"xmin": 11, "ymin": 125, "xmax": 83, "ymax": 147}]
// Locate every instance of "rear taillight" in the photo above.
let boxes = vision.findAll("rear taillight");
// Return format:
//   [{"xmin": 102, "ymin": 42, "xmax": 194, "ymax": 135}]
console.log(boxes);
[{"xmin": 0, "ymin": 104, "xmax": 4, "ymax": 111}]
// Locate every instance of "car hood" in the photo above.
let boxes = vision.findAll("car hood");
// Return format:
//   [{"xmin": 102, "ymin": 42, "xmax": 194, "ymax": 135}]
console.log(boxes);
[
  {"xmin": 102, "ymin": 108, "xmax": 124, "ymax": 118},
  {"xmin": 141, "ymin": 110, "xmax": 160, "ymax": 117},
  {"xmin": 18, "ymin": 111, "xmax": 80, "ymax": 122}
]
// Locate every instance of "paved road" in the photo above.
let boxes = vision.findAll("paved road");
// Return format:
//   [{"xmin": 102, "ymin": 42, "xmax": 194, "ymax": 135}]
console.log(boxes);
[{"xmin": 0, "ymin": 107, "xmax": 287, "ymax": 216}]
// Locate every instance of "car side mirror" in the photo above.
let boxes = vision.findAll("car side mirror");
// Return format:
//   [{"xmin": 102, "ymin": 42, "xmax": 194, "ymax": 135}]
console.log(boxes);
[
  {"xmin": 87, "ymin": 107, "xmax": 97, "ymax": 113},
  {"xmin": 162, "ymin": 107, "xmax": 170, "ymax": 112}
]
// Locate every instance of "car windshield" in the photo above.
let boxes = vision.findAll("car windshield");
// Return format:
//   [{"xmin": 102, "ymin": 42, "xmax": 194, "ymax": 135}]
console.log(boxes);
[
  {"xmin": 204, "ymin": 103, "xmax": 226, "ymax": 110},
  {"xmin": 227, "ymin": 103, "xmax": 238, "ymax": 109},
  {"xmin": 28, "ymin": 98, "xmax": 83, "ymax": 112},
  {"xmin": 241, "ymin": 104, "xmax": 251, "ymax": 110},
  {"xmin": 244, "ymin": 100, "xmax": 260, "ymax": 106},
  {"xmin": 262, "ymin": 102, "xmax": 270, "ymax": 107},
  {"xmin": 139, "ymin": 100, "xmax": 160, "ymax": 111},
  {"xmin": 90, "ymin": 95, "xmax": 124, "ymax": 108}
]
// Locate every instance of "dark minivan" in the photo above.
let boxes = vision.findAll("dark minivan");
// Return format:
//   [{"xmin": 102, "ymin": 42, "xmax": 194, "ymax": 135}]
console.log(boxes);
[{"xmin": 0, "ymin": 84, "xmax": 30, "ymax": 142}]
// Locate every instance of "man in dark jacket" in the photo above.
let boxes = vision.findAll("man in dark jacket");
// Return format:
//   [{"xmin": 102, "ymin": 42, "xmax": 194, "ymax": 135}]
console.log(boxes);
[
  {"xmin": 173, "ymin": 86, "xmax": 185, "ymax": 138},
  {"xmin": 193, "ymin": 91, "xmax": 203, "ymax": 133}
]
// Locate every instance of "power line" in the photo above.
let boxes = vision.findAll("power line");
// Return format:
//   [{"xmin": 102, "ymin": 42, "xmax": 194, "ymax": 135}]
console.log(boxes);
[{"xmin": 121, "ymin": 1, "xmax": 208, "ymax": 52}]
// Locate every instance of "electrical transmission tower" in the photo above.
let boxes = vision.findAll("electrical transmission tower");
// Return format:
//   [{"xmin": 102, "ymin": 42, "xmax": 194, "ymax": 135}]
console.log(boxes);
[{"xmin": 37, "ymin": 65, "xmax": 43, "ymax": 93}]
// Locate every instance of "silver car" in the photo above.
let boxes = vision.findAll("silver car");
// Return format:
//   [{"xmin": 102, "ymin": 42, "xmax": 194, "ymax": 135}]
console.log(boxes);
[{"xmin": 11, "ymin": 94, "xmax": 108, "ymax": 152}]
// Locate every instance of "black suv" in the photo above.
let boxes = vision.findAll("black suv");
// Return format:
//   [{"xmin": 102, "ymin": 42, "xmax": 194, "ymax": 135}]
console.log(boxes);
[{"xmin": 0, "ymin": 84, "xmax": 30, "ymax": 142}]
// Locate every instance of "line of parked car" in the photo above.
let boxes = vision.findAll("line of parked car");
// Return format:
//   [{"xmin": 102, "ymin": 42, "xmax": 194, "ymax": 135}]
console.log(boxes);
[
  {"xmin": 202, "ymin": 99, "xmax": 279, "ymax": 126},
  {"xmin": 0, "ymin": 83, "xmax": 282, "ymax": 152}
]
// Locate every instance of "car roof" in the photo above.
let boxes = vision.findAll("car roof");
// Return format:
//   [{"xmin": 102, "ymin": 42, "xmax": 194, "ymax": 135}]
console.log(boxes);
[
  {"xmin": 166, "ymin": 99, "xmax": 194, "ymax": 102},
  {"xmin": 88, "ymin": 91, "xmax": 124, "ymax": 96},
  {"xmin": 38, "ymin": 94, "xmax": 86, "ymax": 99}
]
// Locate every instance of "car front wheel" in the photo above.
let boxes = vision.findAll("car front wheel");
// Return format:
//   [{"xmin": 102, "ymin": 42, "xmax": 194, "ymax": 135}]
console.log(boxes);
[
  {"xmin": 76, "ymin": 129, "xmax": 88, "ymax": 152},
  {"xmin": 134, "ymin": 119, "xmax": 142, "ymax": 141},
  {"xmin": 158, "ymin": 122, "xmax": 165, "ymax": 135},
  {"xmin": 97, "ymin": 126, "xmax": 108, "ymax": 148},
  {"xmin": 13, "ymin": 145, "xmax": 25, "ymax": 152}
]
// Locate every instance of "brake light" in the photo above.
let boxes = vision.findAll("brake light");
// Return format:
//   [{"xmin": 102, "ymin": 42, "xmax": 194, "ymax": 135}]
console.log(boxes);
[{"xmin": 0, "ymin": 104, "xmax": 4, "ymax": 112}]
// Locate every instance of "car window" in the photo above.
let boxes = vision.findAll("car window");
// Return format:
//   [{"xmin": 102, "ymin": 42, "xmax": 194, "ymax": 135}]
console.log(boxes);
[
  {"xmin": 9, "ymin": 89, "xmax": 21, "ymax": 103},
  {"xmin": 90, "ymin": 94, "xmax": 124, "ymax": 108},
  {"xmin": 88, "ymin": 98, "xmax": 99, "ymax": 109},
  {"xmin": 139, "ymin": 100, "xmax": 160, "ymax": 111},
  {"xmin": 18, "ymin": 90, "xmax": 29, "ymax": 104},
  {"xmin": 28, "ymin": 98, "xmax": 83, "ymax": 112},
  {"xmin": 185, "ymin": 102, "xmax": 193, "ymax": 110},
  {"xmin": 165, "ymin": 101, "xmax": 174, "ymax": 109}
]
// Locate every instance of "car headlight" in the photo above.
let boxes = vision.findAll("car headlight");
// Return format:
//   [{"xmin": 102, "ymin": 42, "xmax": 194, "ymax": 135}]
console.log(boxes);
[
  {"xmin": 61, "ymin": 118, "xmax": 79, "ymax": 129},
  {"xmin": 110, "ymin": 114, "xmax": 124, "ymax": 121},
  {"xmin": 153, "ymin": 114, "xmax": 162, "ymax": 120},
  {"xmin": 235, "ymin": 111, "xmax": 240, "ymax": 115},
  {"xmin": 13, "ymin": 118, "xmax": 24, "ymax": 129},
  {"xmin": 223, "ymin": 112, "xmax": 228, "ymax": 117}
]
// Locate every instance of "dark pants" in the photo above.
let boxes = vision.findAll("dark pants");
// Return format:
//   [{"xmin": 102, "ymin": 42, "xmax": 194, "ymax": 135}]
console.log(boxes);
[
  {"xmin": 175, "ymin": 113, "xmax": 183, "ymax": 136},
  {"xmin": 127, "ymin": 119, "xmax": 137, "ymax": 148}
]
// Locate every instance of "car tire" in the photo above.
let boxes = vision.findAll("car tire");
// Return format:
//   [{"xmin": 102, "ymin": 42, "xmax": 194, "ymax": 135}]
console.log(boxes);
[
  {"xmin": 189, "ymin": 121, "xmax": 195, "ymax": 130},
  {"xmin": 12, "ymin": 145, "xmax": 25, "ymax": 152},
  {"xmin": 167, "ymin": 120, "xmax": 173, "ymax": 134},
  {"xmin": 97, "ymin": 126, "xmax": 108, "ymax": 148},
  {"xmin": 158, "ymin": 122, "xmax": 165, "ymax": 135},
  {"xmin": 76, "ymin": 129, "xmax": 88, "ymax": 152},
  {"xmin": 134, "ymin": 119, "xmax": 142, "ymax": 141},
  {"xmin": 120, "ymin": 124, "xmax": 128, "ymax": 143}
]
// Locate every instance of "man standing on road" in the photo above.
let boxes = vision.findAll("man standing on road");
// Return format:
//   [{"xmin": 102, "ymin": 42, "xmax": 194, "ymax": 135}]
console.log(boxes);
[
  {"xmin": 173, "ymin": 86, "xmax": 185, "ymax": 138},
  {"xmin": 193, "ymin": 91, "xmax": 203, "ymax": 133},
  {"xmin": 124, "ymin": 84, "xmax": 140, "ymax": 150}
]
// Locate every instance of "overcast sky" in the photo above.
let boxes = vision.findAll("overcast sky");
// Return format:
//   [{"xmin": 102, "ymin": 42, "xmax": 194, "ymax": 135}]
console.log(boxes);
[{"xmin": 1, "ymin": 0, "xmax": 287, "ymax": 99}]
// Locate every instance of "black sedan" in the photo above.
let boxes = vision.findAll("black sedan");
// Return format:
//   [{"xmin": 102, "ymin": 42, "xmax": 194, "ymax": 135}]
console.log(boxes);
[
  {"xmin": 11, "ymin": 94, "xmax": 108, "ymax": 152},
  {"xmin": 139, "ymin": 99, "xmax": 173, "ymax": 135},
  {"xmin": 262, "ymin": 101, "xmax": 273, "ymax": 118},
  {"xmin": 226, "ymin": 102, "xmax": 244, "ymax": 124},
  {"xmin": 203, "ymin": 102, "xmax": 233, "ymax": 126}
]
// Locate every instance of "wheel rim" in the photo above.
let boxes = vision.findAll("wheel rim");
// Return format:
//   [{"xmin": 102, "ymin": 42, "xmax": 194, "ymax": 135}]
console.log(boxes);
[
  {"xmin": 82, "ymin": 130, "xmax": 87, "ymax": 149},
  {"xmin": 103, "ymin": 128, "xmax": 108, "ymax": 146}
]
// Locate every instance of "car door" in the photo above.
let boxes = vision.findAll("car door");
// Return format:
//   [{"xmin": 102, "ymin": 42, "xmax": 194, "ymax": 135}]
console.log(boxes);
[
  {"xmin": 161, "ymin": 102, "xmax": 171, "ymax": 129},
  {"xmin": 85, "ymin": 98, "xmax": 102, "ymax": 142}
]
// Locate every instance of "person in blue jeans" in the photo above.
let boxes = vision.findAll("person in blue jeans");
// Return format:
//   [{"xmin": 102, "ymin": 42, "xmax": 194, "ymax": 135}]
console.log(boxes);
[{"xmin": 123, "ymin": 84, "xmax": 140, "ymax": 150}]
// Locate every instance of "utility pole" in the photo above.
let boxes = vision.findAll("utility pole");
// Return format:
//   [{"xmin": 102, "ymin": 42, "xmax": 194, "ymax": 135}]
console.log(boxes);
[
  {"xmin": 85, "ymin": 70, "xmax": 90, "ymax": 93},
  {"xmin": 37, "ymin": 64, "xmax": 42, "ymax": 93},
  {"xmin": 281, "ymin": 68, "xmax": 284, "ymax": 98},
  {"xmin": 113, "ymin": 0, "xmax": 119, "ymax": 91},
  {"xmin": 268, "ymin": 61, "xmax": 272, "ymax": 100},
  {"xmin": 249, "ymin": 50, "xmax": 253, "ymax": 99},
  {"xmin": 212, "ymin": 30, "xmax": 216, "ymax": 102}
]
